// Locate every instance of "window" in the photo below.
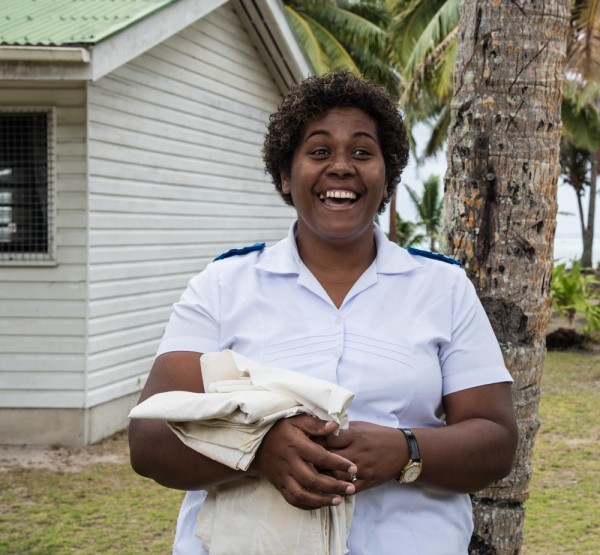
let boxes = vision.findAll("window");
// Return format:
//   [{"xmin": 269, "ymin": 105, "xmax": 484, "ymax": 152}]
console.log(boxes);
[{"xmin": 0, "ymin": 110, "xmax": 54, "ymax": 263}]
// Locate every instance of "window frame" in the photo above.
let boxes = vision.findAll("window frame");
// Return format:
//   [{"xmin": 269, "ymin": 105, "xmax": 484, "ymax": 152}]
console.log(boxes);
[{"xmin": 0, "ymin": 107, "xmax": 57, "ymax": 266}]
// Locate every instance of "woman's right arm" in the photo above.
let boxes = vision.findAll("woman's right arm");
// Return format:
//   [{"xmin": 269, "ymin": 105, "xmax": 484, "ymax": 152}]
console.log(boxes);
[
  {"xmin": 128, "ymin": 351, "xmax": 245, "ymax": 490},
  {"xmin": 128, "ymin": 351, "xmax": 357, "ymax": 505}
]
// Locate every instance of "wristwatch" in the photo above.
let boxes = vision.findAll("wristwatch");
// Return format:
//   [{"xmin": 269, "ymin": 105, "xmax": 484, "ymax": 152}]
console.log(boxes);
[{"xmin": 397, "ymin": 429, "xmax": 423, "ymax": 483}]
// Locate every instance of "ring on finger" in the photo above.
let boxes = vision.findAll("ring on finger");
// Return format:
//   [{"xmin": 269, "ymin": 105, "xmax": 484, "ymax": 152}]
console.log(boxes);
[{"xmin": 349, "ymin": 473, "xmax": 358, "ymax": 483}]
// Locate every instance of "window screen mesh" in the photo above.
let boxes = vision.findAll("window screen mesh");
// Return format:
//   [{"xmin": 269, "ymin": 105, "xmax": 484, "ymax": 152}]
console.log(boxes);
[{"xmin": 0, "ymin": 111, "xmax": 53, "ymax": 261}]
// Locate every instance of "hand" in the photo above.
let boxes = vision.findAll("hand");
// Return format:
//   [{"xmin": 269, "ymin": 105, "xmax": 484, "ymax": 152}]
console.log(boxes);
[
  {"xmin": 319, "ymin": 421, "xmax": 407, "ymax": 492},
  {"xmin": 250, "ymin": 415, "xmax": 358, "ymax": 510}
]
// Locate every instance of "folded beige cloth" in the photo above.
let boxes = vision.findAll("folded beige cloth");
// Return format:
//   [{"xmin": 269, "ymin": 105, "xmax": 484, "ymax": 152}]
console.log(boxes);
[{"xmin": 128, "ymin": 350, "xmax": 355, "ymax": 555}]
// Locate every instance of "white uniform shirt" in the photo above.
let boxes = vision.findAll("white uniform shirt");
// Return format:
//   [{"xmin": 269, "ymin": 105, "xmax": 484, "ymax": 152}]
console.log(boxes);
[{"xmin": 158, "ymin": 223, "xmax": 512, "ymax": 555}]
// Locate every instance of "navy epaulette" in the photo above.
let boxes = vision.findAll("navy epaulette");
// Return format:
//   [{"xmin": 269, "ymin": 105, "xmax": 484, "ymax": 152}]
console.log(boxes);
[
  {"xmin": 213, "ymin": 242, "xmax": 266, "ymax": 262},
  {"xmin": 408, "ymin": 247, "xmax": 462, "ymax": 267}
]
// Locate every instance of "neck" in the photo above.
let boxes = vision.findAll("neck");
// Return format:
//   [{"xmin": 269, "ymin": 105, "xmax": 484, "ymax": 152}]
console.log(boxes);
[{"xmin": 295, "ymin": 225, "xmax": 377, "ymax": 307}]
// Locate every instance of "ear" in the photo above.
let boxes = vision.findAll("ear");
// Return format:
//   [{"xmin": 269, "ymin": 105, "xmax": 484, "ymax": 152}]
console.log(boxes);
[{"xmin": 280, "ymin": 170, "xmax": 291, "ymax": 194}]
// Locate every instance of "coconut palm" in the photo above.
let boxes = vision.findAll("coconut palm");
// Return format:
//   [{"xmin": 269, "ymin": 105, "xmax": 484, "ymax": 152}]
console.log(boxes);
[
  {"xmin": 395, "ymin": 213, "xmax": 425, "ymax": 248},
  {"xmin": 563, "ymin": 1, "xmax": 600, "ymax": 267},
  {"xmin": 443, "ymin": 2, "xmax": 570, "ymax": 552},
  {"xmin": 389, "ymin": 0, "xmax": 460, "ymax": 154},
  {"xmin": 405, "ymin": 175, "xmax": 443, "ymax": 251},
  {"xmin": 392, "ymin": 0, "xmax": 600, "ymax": 266},
  {"xmin": 283, "ymin": 0, "xmax": 398, "ymax": 93}
]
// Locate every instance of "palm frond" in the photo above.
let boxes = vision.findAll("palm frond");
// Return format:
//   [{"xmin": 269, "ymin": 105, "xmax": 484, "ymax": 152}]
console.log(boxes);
[
  {"xmin": 351, "ymin": 55, "xmax": 400, "ymax": 95},
  {"xmin": 567, "ymin": 0, "xmax": 600, "ymax": 88},
  {"xmin": 307, "ymin": 5, "xmax": 388, "ymax": 56},
  {"xmin": 389, "ymin": 0, "xmax": 450, "ymax": 68},
  {"xmin": 339, "ymin": 0, "xmax": 392, "ymax": 29},
  {"xmin": 284, "ymin": 6, "xmax": 329, "ymax": 74},
  {"xmin": 405, "ymin": 183, "xmax": 426, "ymax": 221},
  {"xmin": 431, "ymin": 32, "xmax": 457, "ymax": 101},
  {"xmin": 302, "ymin": 14, "xmax": 361, "ymax": 73},
  {"xmin": 421, "ymin": 105, "xmax": 452, "ymax": 158},
  {"xmin": 402, "ymin": 0, "xmax": 460, "ymax": 78},
  {"xmin": 561, "ymin": 85, "xmax": 600, "ymax": 152},
  {"xmin": 400, "ymin": 26, "xmax": 457, "ymax": 110}
]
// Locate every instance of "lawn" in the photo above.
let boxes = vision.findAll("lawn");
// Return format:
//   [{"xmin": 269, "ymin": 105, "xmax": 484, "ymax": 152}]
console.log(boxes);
[
  {"xmin": 0, "ymin": 350, "xmax": 598, "ymax": 554},
  {"xmin": 522, "ymin": 350, "xmax": 600, "ymax": 554}
]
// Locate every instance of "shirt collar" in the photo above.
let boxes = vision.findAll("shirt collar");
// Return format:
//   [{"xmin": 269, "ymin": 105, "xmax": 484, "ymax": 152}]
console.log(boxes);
[{"xmin": 254, "ymin": 221, "xmax": 421, "ymax": 276}]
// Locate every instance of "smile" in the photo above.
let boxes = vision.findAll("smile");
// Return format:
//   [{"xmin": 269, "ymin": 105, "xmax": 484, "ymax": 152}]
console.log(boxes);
[{"xmin": 318, "ymin": 190, "xmax": 358, "ymax": 204}]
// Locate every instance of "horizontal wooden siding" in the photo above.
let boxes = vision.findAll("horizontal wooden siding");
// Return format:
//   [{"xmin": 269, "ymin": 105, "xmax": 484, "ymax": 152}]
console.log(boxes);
[
  {"xmin": 86, "ymin": 3, "xmax": 295, "ymax": 407},
  {"xmin": 0, "ymin": 81, "xmax": 88, "ymax": 409}
]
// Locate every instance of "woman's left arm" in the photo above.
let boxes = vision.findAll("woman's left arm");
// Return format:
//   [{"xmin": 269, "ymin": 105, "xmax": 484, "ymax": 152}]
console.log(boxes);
[{"xmin": 323, "ymin": 381, "xmax": 517, "ymax": 494}]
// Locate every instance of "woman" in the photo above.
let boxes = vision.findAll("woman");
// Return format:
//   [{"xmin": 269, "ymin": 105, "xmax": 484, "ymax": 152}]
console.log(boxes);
[{"xmin": 129, "ymin": 71, "xmax": 518, "ymax": 554}]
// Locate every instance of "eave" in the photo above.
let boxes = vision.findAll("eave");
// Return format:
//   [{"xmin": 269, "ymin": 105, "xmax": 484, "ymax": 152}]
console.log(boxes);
[{"xmin": 0, "ymin": 0, "xmax": 311, "ymax": 89}]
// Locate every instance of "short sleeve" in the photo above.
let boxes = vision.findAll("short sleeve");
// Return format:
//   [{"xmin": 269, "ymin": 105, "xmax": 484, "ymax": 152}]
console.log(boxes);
[
  {"xmin": 156, "ymin": 264, "xmax": 221, "ymax": 356},
  {"xmin": 439, "ymin": 271, "xmax": 513, "ymax": 396}
]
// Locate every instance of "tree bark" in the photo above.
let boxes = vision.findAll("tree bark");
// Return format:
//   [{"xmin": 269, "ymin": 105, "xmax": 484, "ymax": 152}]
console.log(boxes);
[
  {"xmin": 442, "ymin": 1, "xmax": 569, "ymax": 553},
  {"xmin": 581, "ymin": 149, "xmax": 597, "ymax": 268}
]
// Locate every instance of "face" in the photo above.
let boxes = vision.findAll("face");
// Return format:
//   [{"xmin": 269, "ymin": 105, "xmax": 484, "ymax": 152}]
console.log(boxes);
[{"xmin": 281, "ymin": 107, "xmax": 387, "ymax": 248}]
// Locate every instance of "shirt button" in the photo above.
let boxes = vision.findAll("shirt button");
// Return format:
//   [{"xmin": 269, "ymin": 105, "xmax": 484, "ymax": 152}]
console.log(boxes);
[
  {"xmin": 335, "ymin": 317, "xmax": 342, "ymax": 325},
  {"xmin": 334, "ymin": 349, "xmax": 341, "ymax": 357}
]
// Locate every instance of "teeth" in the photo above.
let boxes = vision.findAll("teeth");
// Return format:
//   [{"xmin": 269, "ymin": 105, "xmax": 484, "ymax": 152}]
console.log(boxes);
[{"xmin": 319, "ymin": 190, "xmax": 357, "ymax": 200}]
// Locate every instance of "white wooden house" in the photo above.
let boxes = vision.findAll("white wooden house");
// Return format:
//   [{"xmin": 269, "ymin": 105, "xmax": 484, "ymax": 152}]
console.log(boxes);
[{"xmin": 0, "ymin": 0, "xmax": 310, "ymax": 445}]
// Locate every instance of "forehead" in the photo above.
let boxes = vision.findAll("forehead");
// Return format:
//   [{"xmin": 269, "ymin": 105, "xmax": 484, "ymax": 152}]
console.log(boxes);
[{"xmin": 300, "ymin": 107, "xmax": 378, "ymax": 141}]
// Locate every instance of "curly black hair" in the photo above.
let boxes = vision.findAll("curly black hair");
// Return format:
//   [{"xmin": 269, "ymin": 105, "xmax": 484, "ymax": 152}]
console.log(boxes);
[{"xmin": 262, "ymin": 70, "xmax": 410, "ymax": 214}]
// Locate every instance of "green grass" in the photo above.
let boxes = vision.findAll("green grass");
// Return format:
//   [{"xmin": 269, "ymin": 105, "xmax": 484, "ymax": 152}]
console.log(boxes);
[
  {"xmin": 0, "ymin": 448, "xmax": 183, "ymax": 554},
  {"xmin": 0, "ymin": 350, "xmax": 598, "ymax": 554},
  {"xmin": 522, "ymin": 350, "xmax": 600, "ymax": 554}
]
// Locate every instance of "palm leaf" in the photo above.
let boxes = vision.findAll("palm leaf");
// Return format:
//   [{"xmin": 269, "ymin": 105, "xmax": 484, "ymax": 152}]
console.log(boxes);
[
  {"xmin": 339, "ymin": 0, "xmax": 392, "ymax": 29},
  {"xmin": 421, "ymin": 104, "xmax": 452, "ymax": 158},
  {"xmin": 389, "ymin": 0, "xmax": 450, "ymax": 68},
  {"xmin": 284, "ymin": 6, "xmax": 329, "ymax": 74},
  {"xmin": 430, "ymin": 32, "xmax": 457, "ymax": 101},
  {"xmin": 567, "ymin": 0, "xmax": 600, "ymax": 88},
  {"xmin": 405, "ymin": 183, "xmax": 426, "ymax": 221},
  {"xmin": 400, "ymin": 26, "xmax": 457, "ymax": 110},
  {"xmin": 303, "ymin": 14, "xmax": 361, "ymax": 73},
  {"xmin": 402, "ymin": 0, "xmax": 460, "ymax": 78},
  {"xmin": 561, "ymin": 86, "xmax": 600, "ymax": 152}
]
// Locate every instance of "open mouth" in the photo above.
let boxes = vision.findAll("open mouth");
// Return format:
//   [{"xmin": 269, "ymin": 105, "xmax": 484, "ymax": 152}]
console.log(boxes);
[{"xmin": 318, "ymin": 189, "xmax": 359, "ymax": 207}]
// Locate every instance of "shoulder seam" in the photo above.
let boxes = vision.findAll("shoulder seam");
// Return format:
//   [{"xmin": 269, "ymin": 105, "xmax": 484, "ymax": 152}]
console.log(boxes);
[
  {"xmin": 407, "ymin": 247, "xmax": 462, "ymax": 267},
  {"xmin": 213, "ymin": 242, "xmax": 266, "ymax": 262}
]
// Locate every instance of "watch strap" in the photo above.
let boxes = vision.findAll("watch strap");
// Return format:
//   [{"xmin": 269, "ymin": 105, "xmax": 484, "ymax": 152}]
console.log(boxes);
[{"xmin": 399, "ymin": 429, "xmax": 421, "ymax": 461}]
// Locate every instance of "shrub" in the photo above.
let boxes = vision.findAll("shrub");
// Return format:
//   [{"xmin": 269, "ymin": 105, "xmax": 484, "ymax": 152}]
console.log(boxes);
[{"xmin": 551, "ymin": 261, "xmax": 600, "ymax": 336}]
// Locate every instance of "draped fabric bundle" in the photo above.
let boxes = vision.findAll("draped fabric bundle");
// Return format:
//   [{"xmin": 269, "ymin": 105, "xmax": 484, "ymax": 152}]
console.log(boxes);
[{"xmin": 128, "ymin": 350, "xmax": 355, "ymax": 554}]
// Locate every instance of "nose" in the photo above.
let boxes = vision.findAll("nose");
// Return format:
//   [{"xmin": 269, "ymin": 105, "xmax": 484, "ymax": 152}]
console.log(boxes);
[{"xmin": 327, "ymin": 153, "xmax": 355, "ymax": 176}]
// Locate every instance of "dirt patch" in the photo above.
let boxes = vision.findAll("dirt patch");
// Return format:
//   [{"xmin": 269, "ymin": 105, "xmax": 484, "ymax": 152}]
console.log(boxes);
[{"xmin": 0, "ymin": 430, "xmax": 129, "ymax": 472}]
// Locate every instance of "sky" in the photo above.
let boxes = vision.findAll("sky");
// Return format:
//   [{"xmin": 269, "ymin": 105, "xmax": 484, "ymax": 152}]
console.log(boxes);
[{"xmin": 380, "ymin": 124, "xmax": 599, "ymax": 267}]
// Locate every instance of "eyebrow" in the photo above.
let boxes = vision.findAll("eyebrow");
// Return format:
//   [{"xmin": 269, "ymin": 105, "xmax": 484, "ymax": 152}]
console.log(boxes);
[{"xmin": 304, "ymin": 129, "xmax": 379, "ymax": 142}]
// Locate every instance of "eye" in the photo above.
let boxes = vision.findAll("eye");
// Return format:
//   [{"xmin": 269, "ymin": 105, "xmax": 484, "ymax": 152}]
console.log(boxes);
[
  {"xmin": 353, "ymin": 148, "xmax": 372, "ymax": 158},
  {"xmin": 310, "ymin": 148, "xmax": 329, "ymax": 158}
]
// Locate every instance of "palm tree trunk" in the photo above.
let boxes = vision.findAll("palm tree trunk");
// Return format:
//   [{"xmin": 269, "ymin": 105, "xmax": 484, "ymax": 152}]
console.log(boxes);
[
  {"xmin": 442, "ymin": 1, "xmax": 569, "ymax": 553},
  {"xmin": 581, "ymin": 149, "xmax": 597, "ymax": 268}
]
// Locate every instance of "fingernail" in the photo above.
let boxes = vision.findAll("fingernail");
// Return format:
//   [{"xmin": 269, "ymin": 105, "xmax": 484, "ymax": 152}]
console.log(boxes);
[
  {"xmin": 331, "ymin": 496, "xmax": 342, "ymax": 506},
  {"xmin": 345, "ymin": 484, "xmax": 355, "ymax": 495},
  {"xmin": 348, "ymin": 464, "xmax": 357, "ymax": 474}
]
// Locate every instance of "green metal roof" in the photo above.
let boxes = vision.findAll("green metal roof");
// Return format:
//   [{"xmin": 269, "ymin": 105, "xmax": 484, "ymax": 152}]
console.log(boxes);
[{"xmin": 0, "ymin": 0, "xmax": 177, "ymax": 46}]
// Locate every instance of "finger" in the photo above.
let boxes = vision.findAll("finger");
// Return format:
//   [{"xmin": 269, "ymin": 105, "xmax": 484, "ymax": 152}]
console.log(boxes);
[
  {"xmin": 299, "ymin": 464, "xmax": 356, "ymax": 496},
  {"xmin": 331, "ymin": 469, "xmax": 361, "ymax": 484},
  {"xmin": 320, "ymin": 429, "xmax": 354, "ymax": 450},
  {"xmin": 280, "ymin": 476, "xmax": 351, "ymax": 510},
  {"xmin": 301, "ymin": 440, "xmax": 357, "ymax": 475},
  {"xmin": 293, "ymin": 415, "xmax": 339, "ymax": 437}
]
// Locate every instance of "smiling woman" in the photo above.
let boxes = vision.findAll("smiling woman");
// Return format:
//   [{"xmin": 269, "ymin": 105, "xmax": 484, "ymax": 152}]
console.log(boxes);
[
  {"xmin": 279, "ymin": 107, "xmax": 388, "ymax": 279},
  {"xmin": 128, "ymin": 71, "xmax": 518, "ymax": 555}
]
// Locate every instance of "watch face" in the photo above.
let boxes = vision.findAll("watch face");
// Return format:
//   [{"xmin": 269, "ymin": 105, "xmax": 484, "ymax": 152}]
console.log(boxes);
[{"xmin": 402, "ymin": 463, "xmax": 422, "ymax": 483}]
